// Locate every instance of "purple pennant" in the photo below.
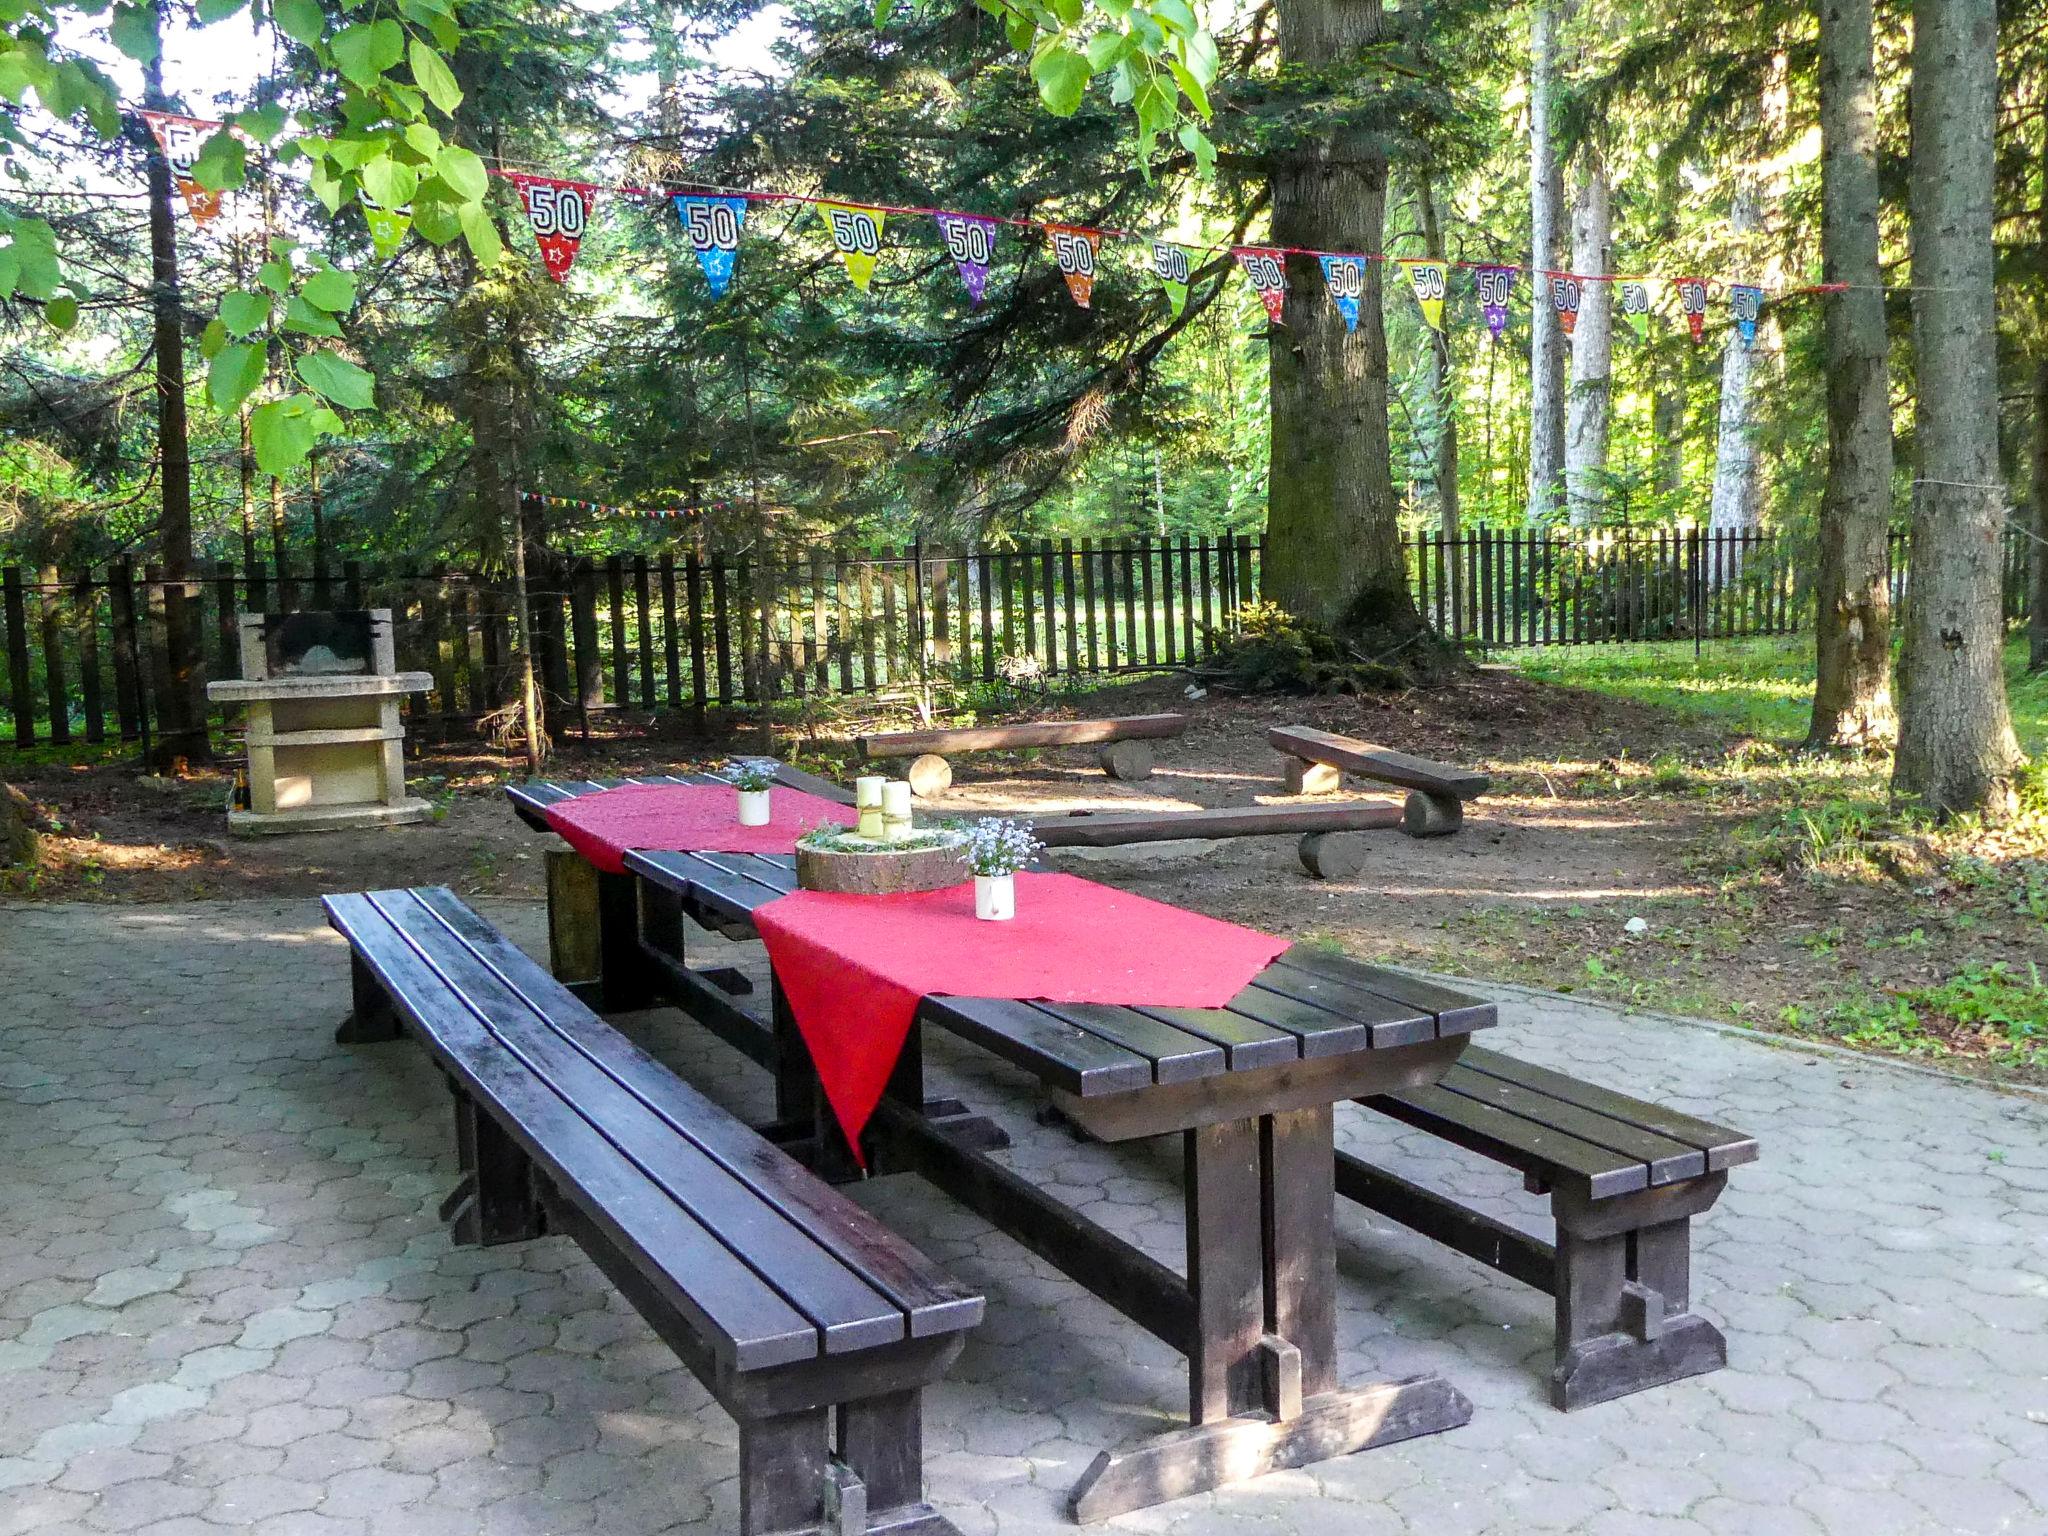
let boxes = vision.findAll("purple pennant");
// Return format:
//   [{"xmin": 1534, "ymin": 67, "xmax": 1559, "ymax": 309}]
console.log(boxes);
[
  {"xmin": 933, "ymin": 212, "xmax": 999, "ymax": 306},
  {"xmin": 1475, "ymin": 266, "xmax": 1515, "ymax": 342}
]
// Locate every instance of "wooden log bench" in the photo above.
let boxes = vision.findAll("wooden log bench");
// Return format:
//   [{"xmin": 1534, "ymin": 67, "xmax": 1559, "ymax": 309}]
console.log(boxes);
[
  {"xmin": 1033, "ymin": 800, "xmax": 1405, "ymax": 879},
  {"xmin": 1268, "ymin": 725, "xmax": 1489, "ymax": 837},
  {"xmin": 1336, "ymin": 1042, "xmax": 1757, "ymax": 1410},
  {"xmin": 858, "ymin": 713, "xmax": 1188, "ymax": 792},
  {"xmin": 324, "ymin": 886, "xmax": 982, "ymax": 1536}
]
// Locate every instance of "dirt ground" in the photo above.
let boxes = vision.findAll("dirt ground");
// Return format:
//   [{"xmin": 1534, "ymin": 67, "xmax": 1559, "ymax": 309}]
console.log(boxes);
[{"xmin": 5, "ymin": 666, "xmax": 2042, "ymax": 1085}]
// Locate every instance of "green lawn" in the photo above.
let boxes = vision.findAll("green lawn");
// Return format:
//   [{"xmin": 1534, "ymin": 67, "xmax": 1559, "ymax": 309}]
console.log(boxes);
[{"xmin": 1505, "ymin": 633, "xmax": 2048, "ymax": 756}]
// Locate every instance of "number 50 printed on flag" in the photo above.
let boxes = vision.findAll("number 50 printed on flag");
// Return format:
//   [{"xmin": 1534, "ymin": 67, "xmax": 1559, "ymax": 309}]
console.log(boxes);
[{"xmin": 817, "ymin": 202, "xmax": 888, "ymax": 292}]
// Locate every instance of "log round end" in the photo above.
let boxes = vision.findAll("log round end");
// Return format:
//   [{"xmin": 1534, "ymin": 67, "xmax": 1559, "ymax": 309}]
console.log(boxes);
[
  {"xmin": 1098, "ymin": 740, "xmax": 1155, "ymax": 781},
  {"xmin": 1298, "ymin": 830, "xmax": 1367, "ymax": 880},
  {"xmin": 907, "ymin": 753, "xmax": 954, "ymax": 796},
  {"xmin": 1402, "ymin": 791, "xmax": 1463, "ymax": 838}
]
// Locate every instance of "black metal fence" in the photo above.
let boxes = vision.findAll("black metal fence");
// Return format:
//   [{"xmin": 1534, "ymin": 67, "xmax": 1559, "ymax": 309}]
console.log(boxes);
[{"xmin": 1, "ymin": 527, "xmax": 2034, "ymax": 754}]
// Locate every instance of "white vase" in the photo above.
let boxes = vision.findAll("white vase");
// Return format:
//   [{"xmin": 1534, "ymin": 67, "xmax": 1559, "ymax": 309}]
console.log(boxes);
[
  {"xmin": 737, "ymin": 788, "xmax": 772, "ymax": 827},
  {"xmin": 974, "ymin": 872, "xmax": 1015, "ymax": 922}
]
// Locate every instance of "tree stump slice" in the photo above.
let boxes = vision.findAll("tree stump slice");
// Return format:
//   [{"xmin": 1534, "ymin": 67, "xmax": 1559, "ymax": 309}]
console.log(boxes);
[
  {"xmin": 907, "ymin": 753, "xmax": 953, "ymax": 796},
  {"xmin": 1098, "ymin": 740, "xmax": 1155, "ymax": 781},
  {"xmin": 796, "ymin": 837, "xmax": 969, "ymax": 895},
  {"xmin": 1298, "ymin": 831, "xmax": 1367, "ymax": 880},
  {"xmin": 1402, "ymin": 791, "xmax": 1463, "ymax": 838},
  {"xmin": 1282, "ymin": 758, "xmax": 1344, "ymax": 796}
]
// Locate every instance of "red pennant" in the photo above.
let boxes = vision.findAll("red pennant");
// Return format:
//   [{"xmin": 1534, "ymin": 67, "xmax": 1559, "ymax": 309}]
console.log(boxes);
[
  {"xmin": 139, "ymin": 111, "xmax": 225, "ymax": 226},
  {"xmin": 1234, "ymin": 247, "xmax": 1288, "ymax": 325},
  {"xmin": 1045, "ymin": 225, "xmax": 1101, "ymax": 309},
  {"xmin": 507, "ymin": 174, "xmax": 597, "ymax": 281},
  {"xmin": 1675, "ymin": 277, "xmax": 1709, "ymax": 343},
  {"xmin": 1550, "ymin": 273, "xmax": 1583, "ymax": 336}
]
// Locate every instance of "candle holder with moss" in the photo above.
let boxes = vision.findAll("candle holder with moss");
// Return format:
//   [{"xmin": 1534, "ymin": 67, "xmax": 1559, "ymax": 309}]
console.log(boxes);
[{"xmin": 794, "ymin": 821, "xmax": 971, "ymax": 895}]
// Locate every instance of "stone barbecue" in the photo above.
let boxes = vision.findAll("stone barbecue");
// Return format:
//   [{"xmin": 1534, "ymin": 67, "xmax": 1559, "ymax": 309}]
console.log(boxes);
[{"xmin": 205, "ymin": 608, "xmax": 434, "ymax": 834}]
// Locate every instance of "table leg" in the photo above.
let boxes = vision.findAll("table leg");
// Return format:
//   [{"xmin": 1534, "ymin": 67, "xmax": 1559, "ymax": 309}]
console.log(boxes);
[
  {"xmin": 1187, "ymin": 1118, "xmax": 1265, "ymax": 1425},
  {"xmin": 1263, "ymin": 1105, "xmax": 1338, "ymax": 1399},
  {"xmin": 596, "ymin": 870, "xmax": 654, "ymax": 1012}
]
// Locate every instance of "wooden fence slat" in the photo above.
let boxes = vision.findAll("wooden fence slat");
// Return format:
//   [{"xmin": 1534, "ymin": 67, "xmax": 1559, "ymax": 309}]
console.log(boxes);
[
  {"xmin": 36, "ymin": 567, "xmax": 69, "ymax": 743},
  {"xmin": 932, "ymin": 550, "xmax": 952, "ymax": 670},
  {"xmin": 685, "ymin": 551, "xmax": 707, "ymax": 721},
  {"xmin": 879, "ymin": 549, "xmax": 901, "ymax": 688},
  {"xmin": 73, "ymin": 573, "xmax": 105, "ymax": 745},
  {"xmin": 1041, "ymin": 543, "xmax": 1060, "ymax": 673},
  {"xmin": 809, "ymin": 548, "xmax": 829, "ymax": 693},
  {"xmin": 1138, "ymin": 537, "xmax": 1158, "ymax": 665},
  {"xmin": 633, "ymin": 555, "xmax": 655, "ymax": 711},
  {"xmin": 660, "ymin": 554, "xmax": 682, "ymax": 708},
  {"xmin": 976, "ymin": 551, "xmax": 995, "ymax": 682},
  {"xmin": 569, "ymin": 560, "xmax": 602, "ymax": 717},
  {"xmin": 5, "ymin": 567, "xmax": 34, "ymax": 747},
  {"xmin": 1081, "ymin": 538, "xmax": 1102, "ymax": 671},
  {"xmin": 1017, "ymin": 547, "xmax": 1037, "ymax": 663}
]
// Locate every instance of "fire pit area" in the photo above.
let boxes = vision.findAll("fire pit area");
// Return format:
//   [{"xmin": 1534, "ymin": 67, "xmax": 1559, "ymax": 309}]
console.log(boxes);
[{"xmin": 205, "ymin": 608, "xmax": 434, "ymax": 834}]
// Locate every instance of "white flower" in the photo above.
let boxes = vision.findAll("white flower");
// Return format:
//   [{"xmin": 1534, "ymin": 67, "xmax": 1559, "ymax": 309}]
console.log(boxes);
[
  {"xmin": 963, "ymin": 818, "xmax": 1042, "ymax": 877},
  {"xmin": 718, "ymin": 757, "xmax": 780, "ymax": 792}
]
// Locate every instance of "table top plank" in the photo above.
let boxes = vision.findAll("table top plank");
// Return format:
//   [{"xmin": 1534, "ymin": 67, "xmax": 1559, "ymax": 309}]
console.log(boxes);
[
  {"xmin": 1244, "ymin": 967, "xmax": 1438, "ymax": 1048},
  {"xmin": 916, "ymin": 996, "xmax": 1156, "ymax": 1096},
  {"xmin": 1125, "ymin": 1004, "xmax": 1302, "ymax": 1071},
  {"xmin": 1269, "ymin": 950, "xmax": 1494, "ymax": 1036},
  {"xmin": 1031, "ymin": 1002, "xmax": 1228, "ymax": 1085}
]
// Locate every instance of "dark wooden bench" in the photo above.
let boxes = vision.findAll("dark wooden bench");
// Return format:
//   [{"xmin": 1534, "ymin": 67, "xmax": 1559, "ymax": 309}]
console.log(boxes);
[
  {"xmin": 324, "ymin": 886, "xmax": 981, "ymax": 1536},
  {"xmin": 1034, "ymin": 800, "xmax": 1405, "ymax": 879},
  {"xmin": 1336, "ymin": 1042, "xmax": 1757, "ymax": 1410},
  {"xmin": 1269, "ymin": 725, "xmax": 1489, "ymax": 836},
  {"xmin": 858, "ymin": 712, "xmax": 1188, "ymax": 791}
]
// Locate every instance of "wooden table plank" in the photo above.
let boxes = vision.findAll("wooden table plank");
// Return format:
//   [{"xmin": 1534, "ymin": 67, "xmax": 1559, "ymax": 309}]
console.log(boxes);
[
  {"xmin": 1245, "ymin": 967, "xmax": 1437, "ymax": 1048},
  {"xmin": 916, "ymin": 996, "xmax": 1154, "ymax": 1096},
  {"xmin": 1126, "ymin": 1005, "xmax": 1301, "ymax": 1071},
  {"xmin": 1271, "ymin": 950, "xmax": 1495, "ymax": 1035},
  {"xmin": 1034, "ymin": 1003, "xmax": 1228, "ymax": 1085}
]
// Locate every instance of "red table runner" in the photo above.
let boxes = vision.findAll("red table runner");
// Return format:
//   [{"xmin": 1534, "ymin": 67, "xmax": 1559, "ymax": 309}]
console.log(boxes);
[
  {"xmin": 753, "ymin": 871, "xmax": 1291, "ymax": 1156},
  {"xmin": 543, "ymin": 782, "xmax": 857, "ymax": 874}
]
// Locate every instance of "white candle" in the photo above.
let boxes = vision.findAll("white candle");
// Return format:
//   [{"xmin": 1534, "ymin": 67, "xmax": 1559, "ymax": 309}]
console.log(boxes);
[
  {"xmin": 856, "ymin": 776, "xmax": 885, "ymax": 839},
  {"xmin": 882, "ymin": 780, "xmax": 913, "ymax": 842}
]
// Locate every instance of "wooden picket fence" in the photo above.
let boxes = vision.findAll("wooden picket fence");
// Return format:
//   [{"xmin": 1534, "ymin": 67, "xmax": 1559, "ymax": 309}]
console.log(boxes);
[{"xmin": 2, "ymin": 526, "xmax": 2033, "ymax": 753}]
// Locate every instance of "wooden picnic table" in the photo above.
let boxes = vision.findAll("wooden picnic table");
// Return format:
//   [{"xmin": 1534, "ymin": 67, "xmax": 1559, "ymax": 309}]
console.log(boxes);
[{"xmin": 506, "ymin": 774, "xmax": 1496, "ymax": 1519}]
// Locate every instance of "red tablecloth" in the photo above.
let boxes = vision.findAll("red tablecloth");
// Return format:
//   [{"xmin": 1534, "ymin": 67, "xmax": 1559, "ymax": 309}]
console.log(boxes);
[
  {"xmin": 543, "ymin": 782, "xmax": 857, "ymax": 874},
  {"xmin": 753, "ymin": 871, "xmax": 1291, "ymax": 1157}
]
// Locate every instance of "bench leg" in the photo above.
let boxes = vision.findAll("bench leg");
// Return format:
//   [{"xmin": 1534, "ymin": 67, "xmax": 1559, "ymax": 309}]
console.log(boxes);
[
  {"xmin": 335, "ymin": 954, "xmax": 402, "ymax": 1044},
  {"xmin": 740, "ymin": 1409, "xmax": 829, "ymax": 1536},
  {"xmin": 448, "ymin": 1096, "xmax": 544, "ymax": 1247},
  {"xmin": 1551, "ymin": 1213, "xmax": 1726, "ymax": 1411}
]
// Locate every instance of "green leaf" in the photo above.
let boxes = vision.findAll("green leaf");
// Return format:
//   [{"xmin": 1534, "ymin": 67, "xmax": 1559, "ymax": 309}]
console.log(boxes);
[
  {"xmin": 457, "ymin": 199, "xmax": 502, "ymax": 265},
  {"xmin": 1177, "ymin": 120, "xmax": 1215, "ymax": 178},
  {"xmin": 406, "ymin": 37, "xmax": 461, "ymax": 115},
  {"xmin": 296, "ymin": 349, "xmax": 374, "ymax": 409},
  {"xmin": 1148, "ymin": 0, "xmax": 1194, "ymax": 36},
  {"xmin": 272, "ymin": 0, "xmax": 323, "ymax": 43},
  {"xmin": 401, "ymin": 121, "xmax": 442, "ymax": 157},
  {"xmin": 360, "ymin": 155, "xmax": 418, "ymax": 209},
  {"xmin": 410, "ymin": 196, "xmax": 461, "ymax": 244},
  {"xmin": 232, "ymin": 103, "xmax": 286, "ymax": 143},
  {"xmin": 8, "ymin": 220, "xmax": 60, "ymax": 300},
  {"xmin": 1166, "ymin": 57, "xmax": 1208, "ymax": 120},
  {"xmin": 0, "ymin": 247, "xmax": 17, "ymax": 300},
  {"xmin": 331, "ymin": 18, "xmax": 402, "ymax": 87},
  {"xmin": 1084, "ymin": 30, "xmax": 1124, "ymax": 68},
  {"xmin": 300, "ymin": 264, "xmax": 356, "ymax": 312},
  {"xmin": 1177, "ymin": 27, "xmax": 1217, "ymax": 86},
  {"xmin": 44, "ymin": 293, "xmax": 77, "ymax": 330},
  {"xmin": 1003, "ymin": 12, "xmax": 1035, "ymax": 52},
  {"xmin": 219, "ymin": 288, "xmax": 270, "ymax": 335},
  {"xmin": 199, "ymin": 317, "xmax": 228, "ymax": 358},
  {"xmin": 189, "ymin": 129, "xmax": 246, "ymax": 192},
  {"xmin": 256, "ymin": 257, "xmax": 294, "ymax": 293},
  {"xmin": 1030, "ymin": 42, "xmax": 1090, "ymax": 117},
  {"xmin": 1049, "ymin": 0, "xmax": 1080, "ymax": 24},
  {"xmin": 251, "ymin": 397, "xmax": 319, "ymax": 474},
  {"xmin": 109, "ymin": 2, "xmax": 159, "ymax": 61},
  {"xmin": 872, "ymin": 0, "xmax": 894, "ymax": 25},
  {"xmin": 433, "ymin": 143, "xmax": 487, "ymax": 201},
  {"xmin": 282, "ymin": 293, "xmax": 342, "ymax": 335},
  {"xmin": 309, "ymin": 405, "xmax": 345, "ymax": 435},
  {"xmin": 195, "ymin": 0, "xmax": 244, "ymax": 24},
  {"xmin": 1096, "ymin": 0, "xmax": 1132, "ymax": 17},
  {"xmin": 308, "ymin": 156, "xmax": 344, "ymax": 213},
  {"xmin": 208, "ymin": 341, "xmax": 267, "ymax": 411}
]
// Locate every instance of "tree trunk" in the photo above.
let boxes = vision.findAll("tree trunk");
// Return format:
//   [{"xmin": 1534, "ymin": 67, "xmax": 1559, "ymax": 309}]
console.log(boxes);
[
  {"xmin": 140, "ymin": 10, "xmax": 209, "ymax": 770},
  {"xmin": 1563, "ymin": 150, "xmax": 1612, "ymax": 526},
  {"xmin": 1418, "ymin": 179, "xmax": 1459, "ymax": 538},
  {"xmin": 1526, "ymin": 0, "xmax": 1568, "ymax": 524},
  {"xmin": 1707, "ymin": 177, "xmax": 1763, "ymax": 544},
  {"xmin": 1262, "ymin": 0, "xmax": 1416, "ymax": 635},
  {"xmin": 1651, "ymin": 360, "xmax": 1685, "ymax": 502},
  {"xmin": 1807, "ymin": 0, "xmax": 1896, "ymax": 748},
  {"xmin": 1892, "ymin": 0, "xmax": 2022, "ymax": 815},
  {"xmin": 2031, "ymin": 107, "xmax": 2048, "ymax": 673}
]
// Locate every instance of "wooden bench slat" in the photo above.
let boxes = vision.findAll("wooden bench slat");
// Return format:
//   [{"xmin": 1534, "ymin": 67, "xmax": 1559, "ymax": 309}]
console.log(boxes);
[
  {"xmin": 1365, "ymin": 1082, "xmax": 1649, "ymax": 1199},
  {"xmin": 860, "ymin": 713, "xmax": 1187, "ymax": 758},
  {"xmin": 325, "ymin": 893, "xmax": 824, "ymax": 1371},
  {"xmin": 1033, "ymin": 801, "xmax": 1402, "ymax": 849},
  {"xmin": 1435, "ymin": 1064, "xmax": 1705, "ymax": 1185},
  {"xmin": 1270, "ymin": 950, "xmax": 1495, "ymax": 1035},
  {"xmin": 1268, "ymin": 726, "xmax": 1490, "ymax": 800},
  {"xmin": 387, "ymin": 888, "xmax": 937, "ymax": 1343},
  {"xmin": 1032, "ymin": 1003, "xmax": 1228, "ymax": 1084},
  {"xmin": 1456, "ymin": 1048, "xmax": 1760, "ymax": 1170},
  {"xmin": 1125, "ymin": 1004, "xmax": 1302, "ymax": 1070},
  {"xmin": 915, "ymin": 996, "xmax": 1154, "ymax": 1096},
  {"xmin": 407, "ymin": 884, "xmax": 983, "ymax": 1343}
]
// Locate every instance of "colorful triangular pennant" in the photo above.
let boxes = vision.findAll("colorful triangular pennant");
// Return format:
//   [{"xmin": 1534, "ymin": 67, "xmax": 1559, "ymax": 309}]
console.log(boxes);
[
  {"xmin": 1675, "ymin": 277, "xmax": 1709, "ymax": 343},
  {"xmin": 1046, "ymin": 225, "xmax": 1102, "ymax": 309},
  {"xmin": 507, "ymin": 174, "xmax": 596, "ymax": 282},
  {"xmin": 1235, "ymin": 247, "xmax": 1287, "ymax": 325},
  {"xmin": 1730, "ymin": 284, "xmax": 1763, "ymax": 349},
  {"xmin": 1550, "ymin": 273, "xmax": 1583, "ymax": 336},
  {"xmin": 1152, "ymin": 241, "xmax": 1191, "ymax": 318},
  {"xmin": 139, "ymin": 111, "xmax": 224, "ymax": 226},
  {"xmin": 1318, "ymin": 255, "xmax": 1366, "ymax": 332},
  {"xmin": 675, "ymin": 195, "xmax": 747, "ymax": 298},
  {"xmin": 1401, "ymin": 258, "xmax": 1448, "ymax": 332},
  {"xmin": 934, "ymin": 212, "xmax": 999, "ymax": 307},
  {"xmin": 1619, "ymin": 279, "xmax": 1653, "ymax": 341},
  {"xmin": 817, "ymin": 202, "xmax": 888, "ymax": 292},
  {"xmin": 1475, "ymin": 266, "xmax": 1515, "ymax": 342}
]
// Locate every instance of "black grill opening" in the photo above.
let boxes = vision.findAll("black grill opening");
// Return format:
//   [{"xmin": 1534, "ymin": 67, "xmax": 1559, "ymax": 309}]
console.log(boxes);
[{"xmin": 262, "ymin": 610, "xmax": 376, "ymax": 676}]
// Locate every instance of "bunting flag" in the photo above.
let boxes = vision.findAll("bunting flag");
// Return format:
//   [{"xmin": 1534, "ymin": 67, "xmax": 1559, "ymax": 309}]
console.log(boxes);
[
  {"xmin": 138, "ymin": 111, "xmax": 224, "ymax": 225},
  {"xmin": 508, "ymin": 174, "xmax": 596, "ymax": 281},
  {"xmin": 1730, "ymin": 284, "xmax": 1763, "ymax": 348},
  {"xmin": 1401, "ymin": 258, "xmax": 1448, "ymax": 332},
  {"xmin": 362, "ymin": 196, "xmax": 411, "ymax": 260},
  {"xmin": 1046, "ymin": 225, "xmax": 1101, "ymax": 308},
  {"xmin": 1551, "ymin": 273, "xmax": 1584, "ymax": 336},
  {"xmin": 1476, "ymin": 266, "xmax": 1515, "ymax": 341},
  {"xmin": 1619, "ymin": 279, "xmax": 1653, "ymax": 342},
  {"xmin": 1318, "ymin": 255, "xmax": 1366, "ymax": 332},
  {"xmin": 522, "ymin": 491, "xmax": 705, "ymax": 520},
  {"xmin": 1235, "ymin": 247, "xmax": 1287, "ymax": 325},
  {"xmin": 1676, "ymin": 277, "xmax": 1709, "ymax": 343},
  {"xmin": 933, "ymin": 212, "xmax": 999, "ymax": 307},
  {"xmin": 676, "ymin": 195, "xmax": 747, "ymax": 298},
  {"xmin": 1152, "ymin": 241, "xmax": 1191, "ymax": 318},
  {"xmin": 817, "ymin": 202, "xmax": 888, "ymax": 292}
]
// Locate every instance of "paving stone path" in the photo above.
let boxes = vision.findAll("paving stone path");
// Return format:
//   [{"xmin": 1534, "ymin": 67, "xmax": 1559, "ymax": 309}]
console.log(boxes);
[{"xmin": 2, "ymin": 897, "xmax": 2045, "ymax": 1535}]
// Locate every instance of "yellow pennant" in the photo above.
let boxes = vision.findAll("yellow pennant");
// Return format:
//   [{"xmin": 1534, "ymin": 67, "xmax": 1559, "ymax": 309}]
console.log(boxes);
[
  {"xmin": 816, "ymin": 202, "xmax": 887, "ymax": 292},
  {"xmin": 1401, "ymin": 258, "xmax": 1449, "ymax": 332}
]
